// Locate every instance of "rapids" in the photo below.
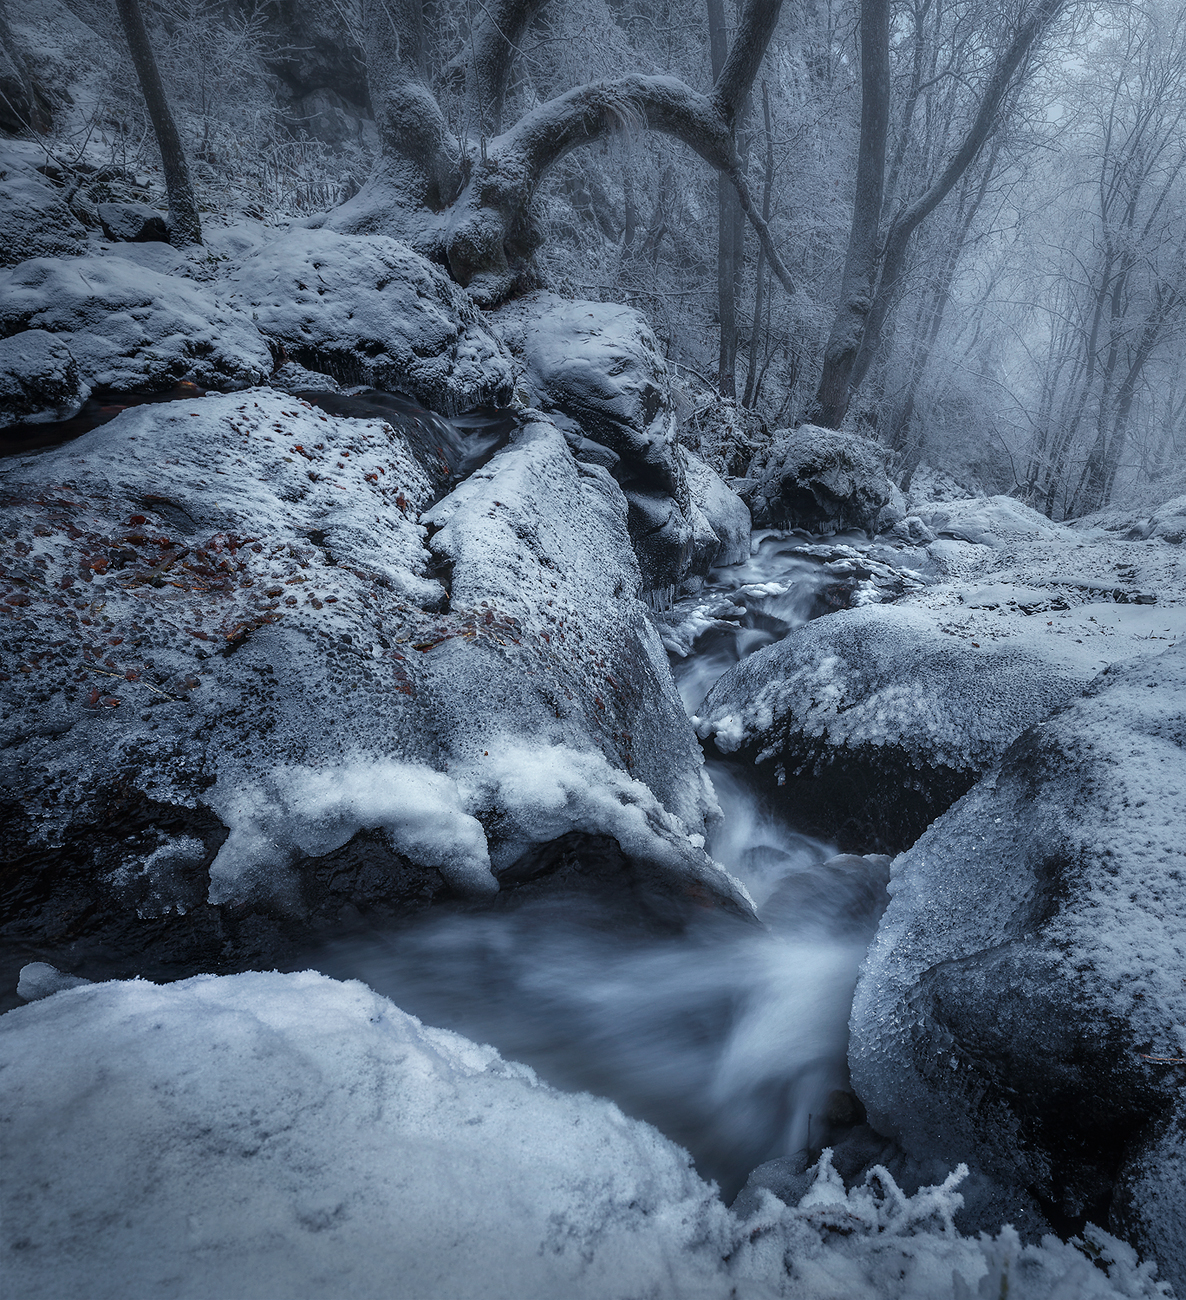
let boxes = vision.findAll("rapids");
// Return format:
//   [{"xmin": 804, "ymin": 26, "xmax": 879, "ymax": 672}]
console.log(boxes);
[{"xmin": 314, "ymin": 536, "xmax": 897, "ymax": 1197}]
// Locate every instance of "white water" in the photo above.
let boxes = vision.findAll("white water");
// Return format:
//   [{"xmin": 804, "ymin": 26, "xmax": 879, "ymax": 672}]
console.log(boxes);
[{"xmin": 316, "ymin": 543, "xmax": 890, "ymax": 1196}]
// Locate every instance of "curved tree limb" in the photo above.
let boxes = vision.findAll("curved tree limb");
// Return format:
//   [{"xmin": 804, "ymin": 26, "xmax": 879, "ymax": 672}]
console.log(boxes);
[
  {"xmin": 362, "ymin": 0, "xmax": 462, "ymax": 208},
  {"xmin": 467, "ymin": 0, "xmax": 550, "ymax": 135},
  {"xmin": 711, "ymin": 0, "xmax": 785, "ymax": 123},
  {"xmin": 479, "ymin": 75, "xmax": 796, "ymax": 295}
]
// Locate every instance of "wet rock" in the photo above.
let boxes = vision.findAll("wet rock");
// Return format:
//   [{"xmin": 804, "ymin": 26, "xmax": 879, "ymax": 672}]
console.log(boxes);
[
  {"xmin": 97, "ymin": 201, "xmax": 168, "ymax": 244},
  {"xmin": 742, "ymin": 426, "xmax": 903, "ymax": 535},
  {"xmin": 695, "ymin": 603, "xmax": 1096, "ymax": 852},
  {"xmin": 849, "ymin": 645, "xmax": 1186, "ymax": 1284}
]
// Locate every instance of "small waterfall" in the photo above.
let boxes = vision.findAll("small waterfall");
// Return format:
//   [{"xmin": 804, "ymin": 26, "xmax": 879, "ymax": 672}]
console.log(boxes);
[{"xmin": 314, "ymin": 539, "xmax": 892, "ymax": 1196}]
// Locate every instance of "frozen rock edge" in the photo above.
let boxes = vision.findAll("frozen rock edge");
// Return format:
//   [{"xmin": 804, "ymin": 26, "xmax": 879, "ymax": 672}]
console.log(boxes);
[{"xmin": 850, "ymin": 643, "xmax": 1186, "ymax": 1293}]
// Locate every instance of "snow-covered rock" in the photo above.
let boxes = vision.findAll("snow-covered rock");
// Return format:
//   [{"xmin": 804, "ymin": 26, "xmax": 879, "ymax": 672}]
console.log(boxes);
[
  {"xmin": 694, "ymin": 602, "xmax": 1098, "ymax": 851},
  {"xmin": 0, "ymin": 329, "xmax": 82, "ymax": 427},
  {"xmin": 686, "ymin": 449, "xmax": 752, "ymax": 571},
  {"xmin": 224, "ymin": 228, "xmax": 513, "ymax": 413},
  {"xmin": 0, "ymin": 970, "xmax": 1170, "ymax": 1300},
  {"xmin": 0, "ymin": 970, "xmax": 735, "ymax": 1300},
  {"xmin": 496, "ymin": 294, "xmax": 696, "ymax": 601},
  {"xmin": 0, "ymin": 255, "xmax": 272, "ymax": 407},
  {"xmin": 97, "ymin": 201, "xmax": 167, "ymax": 244},
  {"xmin": 1082, "ymin": 494, "xmax": 1186, "ymax": 546},
  {"xmin": 743, "ymin": 426, "xmax": 904, "ymax": 535},
  {"xmin": 0, "ymin": 389, "xmax": 738, "ymax": 988},
  {"xmin": 0, "ymin": 139, "xmax": 88, "ymax": 267},
  {"xmin": 918, "ymin": 495, "xmax": 1071, "ymax": 547},
  {"xmin": 849, "ymin": 643, "xmax": 1186, "ymax": 1291}
]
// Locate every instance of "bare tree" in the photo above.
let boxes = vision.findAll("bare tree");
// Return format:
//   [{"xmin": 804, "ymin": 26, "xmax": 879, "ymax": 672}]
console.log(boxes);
[
  {"xmin": 334, "ymin": 0, "xmax": 797, "ymax": 305},
  {"xmin": 810, "ymin": 0, "xmax": 889, "ymax": 428},
  {"xmin": 113, "ymin": 0, "xmax": 202, "ymax": 247},
  {"xmin": 812, "ymin": 0, "xmax": 1067, "ymax": 428},
  {"xmin": 1020, "ymin": 0, "xmax": 1186, "ymax": 516}
]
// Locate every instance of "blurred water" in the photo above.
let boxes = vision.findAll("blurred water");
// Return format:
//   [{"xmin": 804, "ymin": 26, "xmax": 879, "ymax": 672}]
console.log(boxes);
[
  {"xmin": 316, "ymin": 543, "xmax": 889, "ymax": 1196},
  {"xmin": 665, "ymin": 531, "xmax": 827, "ymax": 713}
]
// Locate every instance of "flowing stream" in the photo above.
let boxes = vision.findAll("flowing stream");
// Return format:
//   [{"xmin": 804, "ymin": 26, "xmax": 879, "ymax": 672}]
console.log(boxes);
[{"xmin": 316, "ymin": 534, "xmax": 895, "ymax": 1198}]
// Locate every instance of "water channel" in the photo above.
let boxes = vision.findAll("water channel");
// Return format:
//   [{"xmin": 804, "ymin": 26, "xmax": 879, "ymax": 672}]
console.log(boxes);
[{"xmin": 315, "ymin": 530, "xmax": 904, "ymax": 1198}]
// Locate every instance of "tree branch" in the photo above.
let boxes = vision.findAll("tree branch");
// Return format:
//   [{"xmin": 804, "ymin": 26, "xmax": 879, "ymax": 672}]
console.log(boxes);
[
  {"xmin": 489, "ymin": 73, "xmax": 796, "ymax": 295},
  {"xmin": 711, "ymin": 0, "xmax": 785, "ymax": 123},
  {"xmin": 468, "ymin": 0, "xmax": 550, "ymax": 135}
]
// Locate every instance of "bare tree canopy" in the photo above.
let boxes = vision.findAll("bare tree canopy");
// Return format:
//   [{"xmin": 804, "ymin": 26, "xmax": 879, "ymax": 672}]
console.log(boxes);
[{"xmin": 339, "ymin": 0, "xmax": 796, "ymax": 304}]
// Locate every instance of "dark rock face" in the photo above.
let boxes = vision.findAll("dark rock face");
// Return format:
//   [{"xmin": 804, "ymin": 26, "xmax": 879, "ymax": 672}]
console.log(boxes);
[
  {"xmin": 0, "ymin": 387, "xmax": 742, "ymax": 1004},
  {"xmin": 97, "ymin": 202, "xmax": 168, "ymax": 244},
  {"xmin": 849, "ymin": 645, "xmax": 1186, "ymax": 1286},
  {"xmin": 695, "ymin": 603, "xmax": 1095, "ymax": 853},
  {"xmin": 246, "ymin": 0, "xmax": 368, "ymax": 120},
  {"xmin": 294, "ymin": 88, "xmax": 367, "ymax": 146},
  {"xmin": 743, "ymin": 426, "xmax": 904, "ymax": 535}
]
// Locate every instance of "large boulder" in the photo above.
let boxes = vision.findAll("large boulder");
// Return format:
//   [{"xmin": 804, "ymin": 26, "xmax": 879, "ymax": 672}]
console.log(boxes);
[
  {"xmin": 0, "ymin": 255, "xmax": 273, "ymax": 408},
  {"xmin": 224, "ymin": 229, "xmax": 513, "ymax": 414},
  {"xmin": 694, "ymin": 603, "xmax": 1098, "ymax": 852},
  {"xmin": 0, "ymin": 388, "xmax": 740, "ymax": 994},
  {"xmin": 0, "ymin": 329, "xmax": 82, "ymax": 428},
  {"xmin": 743, "ymin": 427, "xmax": 903, "ymax": 535},
  {"xmin": 0, "ymin": 971, "xmax": 735, "ymax": 1300},
  {"xmin": 685, "ymin": 450, "xmax": 751, "ymax": 572},
  {"xmin": 97, "ymin": 201, "xmax": 168, "ymax": 244},
  {"xmin": 0, "ymin": 140, "xmax": 88, "ymax": 268},
  {"xmin": 849, "ymin": 645, "xmax": 1186, "ymax": 1290},
  {"xmin": 495, "ymin": 295, "xmax": 700, "ymax": 602}
]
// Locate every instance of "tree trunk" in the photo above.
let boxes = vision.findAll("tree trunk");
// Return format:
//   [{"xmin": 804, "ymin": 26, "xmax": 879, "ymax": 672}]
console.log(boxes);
[
  {"xmin": 742, "ymin": 82, "xmax": 775, "ymax": 408},
  {"xmin": 112, "ymin": 0, "xmax": 201, "ymax": 247},
  {"xmin": 347, "ymin": 0, "xmax": 796, "ymax": 306},
  {"xmin": 824, "ymin": 0, "xmax": 1066, "ymax": 425},
  {"xmin": 811, "ymin": 0, "xmax": 889, "ymax": 427},
  {"xmin": 709, "ymin": 0, "xmax": 740, "ymax": 398}
]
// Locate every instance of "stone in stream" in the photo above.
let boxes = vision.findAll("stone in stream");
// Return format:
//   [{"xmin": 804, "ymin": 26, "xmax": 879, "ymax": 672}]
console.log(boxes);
[
  {"xmin": 848, "ymin": 643, "xmax": 1186, "ymax": 1290},
  {"xmin": 0, "ymin": 387, "xmax": 747, "ymax": 1005},
  {"xmin": 695, "ymin": 602, "xmax": 1096, "ymax": 852},
  {"xmin": 740, "ymin": 426, "xmax": 904, "ymax": 536}
]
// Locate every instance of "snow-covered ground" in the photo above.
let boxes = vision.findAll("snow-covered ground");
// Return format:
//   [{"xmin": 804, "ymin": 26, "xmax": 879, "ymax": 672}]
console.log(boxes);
[{"xmin": 0, "ymin": 970, "xmax": 1171, "ymax": 1300}]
